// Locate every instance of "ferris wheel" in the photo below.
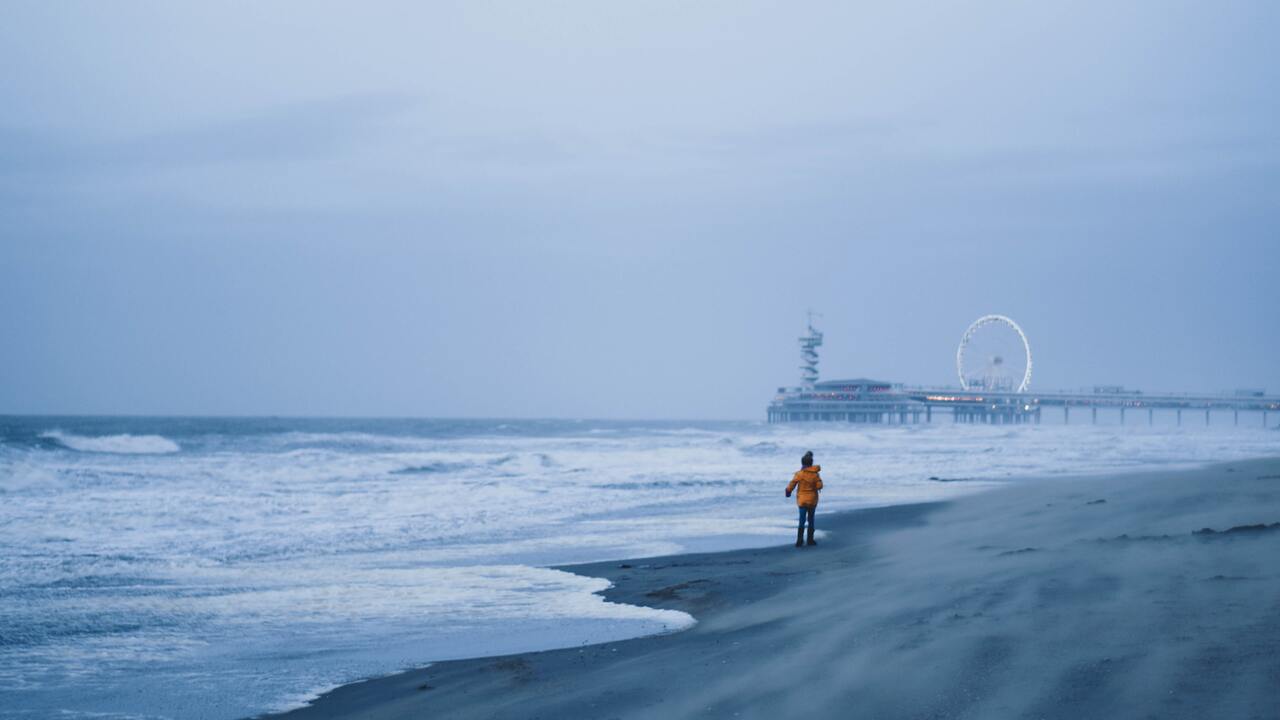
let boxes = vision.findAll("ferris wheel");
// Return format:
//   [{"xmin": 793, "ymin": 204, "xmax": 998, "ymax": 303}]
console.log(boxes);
[{"xmin": 957, "ymin": 315, "xmax": 1033, "ymax": 393}]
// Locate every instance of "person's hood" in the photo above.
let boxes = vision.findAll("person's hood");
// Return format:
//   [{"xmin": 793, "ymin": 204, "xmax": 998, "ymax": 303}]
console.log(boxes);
[{"xmin": 802, "ymin": 465, "xmax": 821, "ymax": 473}]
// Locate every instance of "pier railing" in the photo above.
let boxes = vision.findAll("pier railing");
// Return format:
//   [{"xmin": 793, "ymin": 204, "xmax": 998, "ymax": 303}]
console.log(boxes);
[{"xmin": 768, "ymin": 386, "xmax": 1280, "ymax": 426}]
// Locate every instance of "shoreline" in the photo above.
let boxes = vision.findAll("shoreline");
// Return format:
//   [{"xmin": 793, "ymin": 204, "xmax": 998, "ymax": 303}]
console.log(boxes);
[{"xmin": 267, "ymin": 457, "xmax": 1280, "ymax": 719}]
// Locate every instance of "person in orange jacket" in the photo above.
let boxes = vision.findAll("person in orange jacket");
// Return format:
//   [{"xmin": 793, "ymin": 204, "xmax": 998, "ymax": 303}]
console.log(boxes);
[{"xmin": 786, "ymin": 451, "xmax": 823, "ymax": 547}]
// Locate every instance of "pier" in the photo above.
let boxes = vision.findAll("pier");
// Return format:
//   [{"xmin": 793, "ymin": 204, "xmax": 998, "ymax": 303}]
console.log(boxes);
[
  {"xmin": 768, "ymin": 384, "xmax": 1279, "ymax": 427},
  {"xmin": 767, "ymin": 318, "xmax": 1278, "ymax": 428}
]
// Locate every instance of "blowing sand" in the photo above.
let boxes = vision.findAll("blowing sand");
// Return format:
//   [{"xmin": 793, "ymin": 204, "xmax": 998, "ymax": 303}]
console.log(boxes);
[{"xmin": 269, "ymin": 458, "xmax": 1280, "ymax": 719}]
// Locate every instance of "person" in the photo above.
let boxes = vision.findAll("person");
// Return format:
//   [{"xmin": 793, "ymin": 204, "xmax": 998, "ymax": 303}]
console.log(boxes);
[{"xmin": 786, "ymin": 451, "xmax": 823, "ymax": 547}]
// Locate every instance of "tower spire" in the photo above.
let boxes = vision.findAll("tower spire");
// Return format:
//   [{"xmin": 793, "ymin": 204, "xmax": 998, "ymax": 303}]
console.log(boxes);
[{"xmin": 799, "ymin": 310, "xmax": 823, "ymax": 389}]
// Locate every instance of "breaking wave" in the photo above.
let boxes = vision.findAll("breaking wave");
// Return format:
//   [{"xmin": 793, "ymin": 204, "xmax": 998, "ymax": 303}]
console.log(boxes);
[
  {"xmin": 391, "ymin": 461, "xmax": 467, "ymax": 475},
  {"xmin": 739, "ymin": 441, "xmax": 782, "ymax": 455},
  {"xmin": 40, "ymin": 430, "xmax": 181, "ymax": 454}
]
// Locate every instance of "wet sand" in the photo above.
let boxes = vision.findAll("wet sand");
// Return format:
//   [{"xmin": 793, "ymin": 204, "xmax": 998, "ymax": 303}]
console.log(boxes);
[{"xmin": 269, "ymin": 458, "xmax": 1280, "ymax": 719}]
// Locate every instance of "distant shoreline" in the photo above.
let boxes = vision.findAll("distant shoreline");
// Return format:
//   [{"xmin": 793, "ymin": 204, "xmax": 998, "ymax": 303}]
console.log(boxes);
[{"xmin": 270, "ymin": 457, "xmax": 1280, "ymax": 719}]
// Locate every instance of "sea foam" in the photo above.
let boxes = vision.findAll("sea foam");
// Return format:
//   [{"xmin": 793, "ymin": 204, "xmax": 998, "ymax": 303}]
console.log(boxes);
[{"xmin": 41, "ymin": 430, "xmax": 181, "ymax": 454}]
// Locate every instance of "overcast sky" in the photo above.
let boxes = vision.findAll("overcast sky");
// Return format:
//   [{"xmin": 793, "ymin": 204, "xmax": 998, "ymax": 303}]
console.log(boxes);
[{"xmin": 2, "ymin": 1, "xmax": 1277, "ymax": 419}]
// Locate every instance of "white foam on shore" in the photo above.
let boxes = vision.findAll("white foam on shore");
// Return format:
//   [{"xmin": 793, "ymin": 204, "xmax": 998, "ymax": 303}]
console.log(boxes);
[{"xmin": 266, "ymin": 679, "xmax": 379, "ymax": 715}]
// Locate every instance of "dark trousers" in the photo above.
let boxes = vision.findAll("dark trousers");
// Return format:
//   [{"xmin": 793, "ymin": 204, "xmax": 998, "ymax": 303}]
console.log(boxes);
[{"xmin": 797, "ymin": 506, "xmax": 815, "ymax": 530}]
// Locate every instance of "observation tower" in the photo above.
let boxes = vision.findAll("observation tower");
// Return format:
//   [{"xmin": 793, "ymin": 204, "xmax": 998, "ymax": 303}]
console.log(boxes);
[{"xmin": 798, "ymin": 312, "xmax": 823, "ymax": 389}]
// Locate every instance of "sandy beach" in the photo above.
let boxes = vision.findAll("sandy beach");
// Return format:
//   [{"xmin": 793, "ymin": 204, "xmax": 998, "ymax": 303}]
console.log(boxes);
[{"xmin": 270, "ymin": 458, "xmax": 1280, "ymax": 719}]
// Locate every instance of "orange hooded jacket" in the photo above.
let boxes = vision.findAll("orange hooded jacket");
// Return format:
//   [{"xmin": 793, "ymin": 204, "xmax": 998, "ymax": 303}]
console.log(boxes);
[{"xmin": 787, "ymin": 465, "xmax": 823, "ymax": 508}]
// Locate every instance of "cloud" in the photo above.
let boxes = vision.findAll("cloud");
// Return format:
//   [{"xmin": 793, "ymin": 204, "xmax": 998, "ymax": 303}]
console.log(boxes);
[{"xmin": 0, "ymin": 92, "xmax": 416, "ymax": 176}]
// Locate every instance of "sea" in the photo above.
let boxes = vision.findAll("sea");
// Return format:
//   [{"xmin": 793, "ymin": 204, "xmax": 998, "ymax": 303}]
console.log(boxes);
[{"xmin": 1, "ymin": 415, "xmax": 1277, "ymax": 719}]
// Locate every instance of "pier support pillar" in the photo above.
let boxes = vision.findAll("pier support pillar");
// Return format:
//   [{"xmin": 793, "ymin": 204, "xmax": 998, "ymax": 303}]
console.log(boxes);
[
  {"xmin": 1206, "ymin": 409, "xmax": 1211, "ymax": 426},
  {"xmin": 927, "ymin": 406, "xmax": 932, "ymax": 423},
  {"xmin": 1092, "ymin": 407, "xmax": 1097, "ymax": 425},
  {"xmin": 1148, "ymin": 408, "xmax": 1153, "ymax": 425},
  {"xmin": 1120, "ymin": 407, "xmax": 1125, "ymax": 425},
  {"xmin": 1264, "ymin": 411, "xmax": 1269, "ymax": 427},
  {"xmin": 1035, "ymin": 408, "xmax": 1042, "ymax": 425},
  {"xmin": 1234, "ymin": 410, "xmax": 1239, "ymax": 426},
  {"xmin": 1064, "ymin": 407, "xmax": 1069, "ymax": 424},
  {"xmin": 1177, "ymin": 409, "xmax": 1182, "ymax": 426}
]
